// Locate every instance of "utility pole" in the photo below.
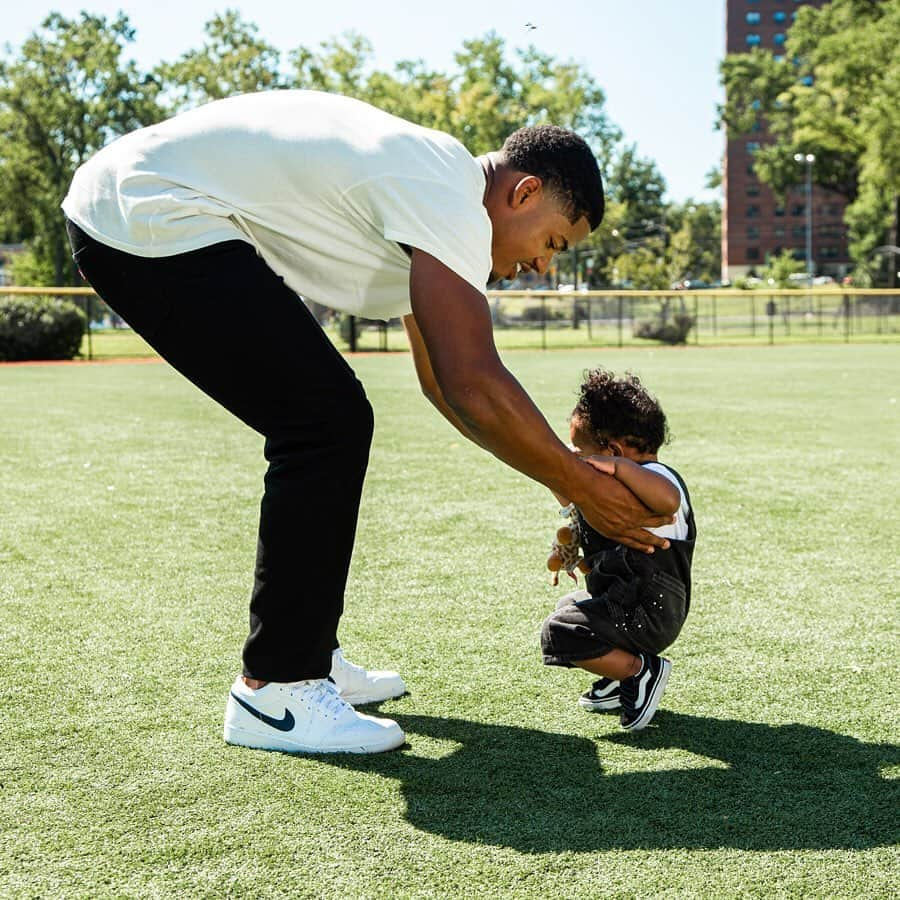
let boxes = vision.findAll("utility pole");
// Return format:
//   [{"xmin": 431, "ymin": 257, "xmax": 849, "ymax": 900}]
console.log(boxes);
[{"xmin": 794, "ymin": 153, "xmax": 815, "ymax": 286}]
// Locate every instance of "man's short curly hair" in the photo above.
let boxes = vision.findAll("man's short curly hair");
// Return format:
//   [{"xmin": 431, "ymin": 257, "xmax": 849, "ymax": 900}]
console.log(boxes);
[
  {"xmin": 501, "ymin": 125, "xmax": 605, "ymax": 230},
  {"xmin": 573, "ymin": 368, "xmax": 669, "ymax": 455}
]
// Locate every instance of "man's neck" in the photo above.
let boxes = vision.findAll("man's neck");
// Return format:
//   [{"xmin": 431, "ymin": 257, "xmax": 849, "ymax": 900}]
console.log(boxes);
[{"xmin": 478, "ymin": 153, "xmax": 501, "ymax": 205}]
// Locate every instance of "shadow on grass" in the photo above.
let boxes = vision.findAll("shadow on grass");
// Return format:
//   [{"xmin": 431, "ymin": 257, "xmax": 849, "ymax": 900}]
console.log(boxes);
[{"xmin": 322, "ymin": 710, "xmax": 899, "ymax": 852}]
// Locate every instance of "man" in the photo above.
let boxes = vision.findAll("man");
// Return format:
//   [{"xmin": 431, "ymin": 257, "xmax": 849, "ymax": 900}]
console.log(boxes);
[{"xmin": 63, "ymin": 90, "xmax": 672, "ymax": 755}]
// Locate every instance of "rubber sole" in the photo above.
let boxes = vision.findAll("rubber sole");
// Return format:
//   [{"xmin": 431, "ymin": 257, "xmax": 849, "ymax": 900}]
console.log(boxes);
[
  {"xmin": 338, "ymin": 684, "xmax": 407, "ymax": 706},
  {"xmin": 223, "ymin": 723, "xmax": 406, "ymax": 754},
  {"xmin": 577, "ymin": 694, "xmax": 622, "ymax": 712}
]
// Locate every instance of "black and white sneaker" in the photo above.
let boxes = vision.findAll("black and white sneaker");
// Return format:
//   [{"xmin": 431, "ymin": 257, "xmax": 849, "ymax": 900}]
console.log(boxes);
[
  {"xmin": 578, "ymin": 677, "xmax": 621, "ymax": 711},
  {"xmin": 619, "ymin": 654, "xmax": 671, "ymax": 731}
]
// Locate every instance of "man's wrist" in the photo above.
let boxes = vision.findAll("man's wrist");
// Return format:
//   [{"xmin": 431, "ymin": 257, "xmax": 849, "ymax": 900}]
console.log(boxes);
[{"xmin": 559, "ymin": 455, "xmax": 601, "ymax": 508}]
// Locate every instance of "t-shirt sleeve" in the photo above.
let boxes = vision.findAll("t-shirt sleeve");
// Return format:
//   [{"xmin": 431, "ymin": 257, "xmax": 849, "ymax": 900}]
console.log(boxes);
[
  {"xmin": 356, "ymin": 175, "xmax": 493, "ymax": 295},
  {"xmin": 643, "ymin": 462, "xmax": 690, "ymax": 541}
]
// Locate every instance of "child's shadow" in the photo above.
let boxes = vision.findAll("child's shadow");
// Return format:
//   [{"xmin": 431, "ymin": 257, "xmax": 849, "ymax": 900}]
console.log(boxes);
[{"xmin": 321, "ymin": 710, "xmax": 898, "ymax": 852}]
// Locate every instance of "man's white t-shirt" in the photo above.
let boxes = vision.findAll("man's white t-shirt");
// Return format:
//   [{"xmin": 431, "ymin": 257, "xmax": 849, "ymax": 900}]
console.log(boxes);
[{"xmin": 62, "ymin": 90, "xmax": 493, "ymax": 320}]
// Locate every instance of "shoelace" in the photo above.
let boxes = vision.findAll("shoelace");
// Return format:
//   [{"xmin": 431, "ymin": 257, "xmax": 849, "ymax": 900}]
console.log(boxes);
[{"xmin": 292, "ymin": 678, "xmax": 352, "ymax": 718}]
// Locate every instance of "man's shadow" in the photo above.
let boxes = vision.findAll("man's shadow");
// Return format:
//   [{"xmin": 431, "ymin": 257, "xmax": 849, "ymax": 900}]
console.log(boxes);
[{"xmin": 319, "ymin": 710, "xmax": 898, "ymax": 852}]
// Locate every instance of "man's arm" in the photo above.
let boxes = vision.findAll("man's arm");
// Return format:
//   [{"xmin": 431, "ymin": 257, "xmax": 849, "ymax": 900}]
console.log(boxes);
[
  {"xmin": 406, "ymin": 249, "xmax": 672, "ymax": 552},
  {"xmin": 402, "ymin": 313, "xmax": 486, "ymax": 449}
]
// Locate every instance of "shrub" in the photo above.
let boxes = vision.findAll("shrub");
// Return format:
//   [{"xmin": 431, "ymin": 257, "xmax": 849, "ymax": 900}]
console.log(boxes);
[
  {"xmin": 635, "ymin": 313, "xmax": 695, "ymax": 345},
  {"xmin": 0, "ymin": 295, "xmax": 86, "ymax": 361},
  {"xmin": 520, "ymin": 304, "xmax": 568, "ymax": 322}
]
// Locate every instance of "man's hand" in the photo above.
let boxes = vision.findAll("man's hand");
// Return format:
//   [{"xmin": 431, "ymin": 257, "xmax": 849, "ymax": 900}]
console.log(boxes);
[{"xmin": 576, "ymin": 466, "xmax": 674, "ymax": 553}]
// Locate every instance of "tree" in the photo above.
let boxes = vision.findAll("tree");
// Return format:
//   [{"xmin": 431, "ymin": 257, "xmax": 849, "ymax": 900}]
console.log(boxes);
[
  {"xmin": 0, "ymin": 12, "xmax": 160, "ymax": 284},
  {"xmin": 719, "ymin": 0, "xmax": 900, "ymax": 280},
  {"xmin": 762, "ymin": 249, "xmax": 805, "ymax": 288},
  {"xmin": 606, "ymin": 145, "xmax": 668, "ymax": 244},
  {"xmin": 610, "ymin": 239, "xmax": 669, "ymax": 290},
  {"xmin": 665, "ymin": 201, "xmax": 722, "ymax": 286},
  {"xmin": 290, "ymin": 31, "xmax": 374, "ymax": 100},
  {"xmin": 154, "ymin": 10, "xmax": 283, "ymax": 109}
]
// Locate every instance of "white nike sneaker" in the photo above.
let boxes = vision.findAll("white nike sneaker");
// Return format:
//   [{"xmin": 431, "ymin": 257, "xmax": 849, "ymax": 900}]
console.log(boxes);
[
  {"xmin": 223, "ymin": 676, "xmax": 405, "ymax": 754},
  {"xmin": 329, "ymin": 648, "xmax": 407, "ymax": 705}
]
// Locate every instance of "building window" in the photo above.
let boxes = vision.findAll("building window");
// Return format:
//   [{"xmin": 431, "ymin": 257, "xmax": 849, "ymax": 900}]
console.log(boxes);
[
  {"xmin": 746, "ymin": 34, "xmax": 761, "ymax": 46},
  {"xmin": 746, "ymin": 248, "xmax": 761, "ymax": 261},
  {"xmin": 774, "ymin": 11, "xmax": 787, "ymax": 23},
  {"xmin": 792, "ymin": 226, "xmax": 807, "ymax": 239},
  {"xmin": 774, "ymin": 206, "xmax": 786, "ymax": 218},
  {"xmin": 746, "ymin": 141, "xmax": 760, "ymax": 153},
  {"xmin": 774, "ymin": 33, "xmax": 786, "ymax": 45},
  {"xmin": 801, "ymin": 75, "xmax": 814, "ymax": 86},
  {"xmin": 774, "ymin": 226, "xmax": 785, "ymax": 238},
  {"xmin": 747, "ymin": 184, "xmax": 760, "ymax": 197},
  {"xmin": 747, "ymin": 205, "xmax": 760, "ymax": 218},
  {"xmin": 746, "ymin": 12, "xmax": 761, "ymax": 23},
  {"xmin": 821, "ymin": 247, "xmax": 840, "ymax": 259},
  {"xmin": 791, "ymin": 204, "xmax": 806, "ymax": 216}
]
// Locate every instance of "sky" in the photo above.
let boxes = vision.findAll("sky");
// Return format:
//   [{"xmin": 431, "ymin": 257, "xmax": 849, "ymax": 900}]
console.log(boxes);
[{"xmin": 4, "ymin": 1, "xmax": 726, "ymax": 204}]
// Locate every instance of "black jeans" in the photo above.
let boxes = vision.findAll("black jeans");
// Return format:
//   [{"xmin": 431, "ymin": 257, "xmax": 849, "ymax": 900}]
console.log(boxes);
[{"xmin": 66, "ymin": 221, "xmax": 373, "ymax": 681}]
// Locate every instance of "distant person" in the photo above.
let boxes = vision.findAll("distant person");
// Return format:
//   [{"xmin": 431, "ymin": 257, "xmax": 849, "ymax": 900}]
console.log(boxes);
[
  {"xmin": 62, "ymin": 90, "xmax": 673, "ymax": 756},
  {"xmin": 541, "ymin": 369, "xmax": 696, "ymax": 730}
]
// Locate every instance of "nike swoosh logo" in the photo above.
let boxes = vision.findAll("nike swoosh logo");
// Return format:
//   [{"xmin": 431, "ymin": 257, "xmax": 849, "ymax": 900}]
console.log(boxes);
[{"xmin": 230, "ymin": 692, "xmax": 295, "ymax": 732}]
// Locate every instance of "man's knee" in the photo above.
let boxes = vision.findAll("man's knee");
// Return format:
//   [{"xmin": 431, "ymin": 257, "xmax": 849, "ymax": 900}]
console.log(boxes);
[{"xmin": 265, "ymin": 378, "xmax": 373, "ymax": 465}]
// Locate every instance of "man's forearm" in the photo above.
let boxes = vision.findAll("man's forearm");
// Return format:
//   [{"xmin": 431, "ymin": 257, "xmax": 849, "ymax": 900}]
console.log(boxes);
[{"xmin": 439, "ymin": 361, "xmax": 591, "ymax": 505}]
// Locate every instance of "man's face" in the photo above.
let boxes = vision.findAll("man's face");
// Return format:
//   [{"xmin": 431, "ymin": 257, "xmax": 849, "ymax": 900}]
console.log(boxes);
[{"xmin": 488, "ymin": 177, "xmax": 592, "ymax": 284}]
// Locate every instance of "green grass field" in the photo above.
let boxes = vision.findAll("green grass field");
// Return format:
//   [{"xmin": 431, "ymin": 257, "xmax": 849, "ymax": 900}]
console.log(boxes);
[{"xmin": 2, "ymin": 344, "xmax": 898, "ymax": 898}]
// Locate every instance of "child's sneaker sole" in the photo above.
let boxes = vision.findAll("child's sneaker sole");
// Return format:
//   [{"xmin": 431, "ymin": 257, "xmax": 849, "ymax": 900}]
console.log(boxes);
[{"xmin": 577, "ymin": 678, "xmax": 621, "ymax": 711}]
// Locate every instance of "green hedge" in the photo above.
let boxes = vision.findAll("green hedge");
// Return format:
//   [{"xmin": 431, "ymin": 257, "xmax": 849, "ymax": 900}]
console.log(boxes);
[{"xmin": 0, "ymin": 295, "xmax": 86, "ymax": 361}]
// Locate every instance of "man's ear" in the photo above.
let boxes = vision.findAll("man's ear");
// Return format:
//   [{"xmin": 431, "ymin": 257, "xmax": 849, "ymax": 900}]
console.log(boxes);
[{"xmin": 511, "ymin": 175, "xmax": 543, "ymax": 208}]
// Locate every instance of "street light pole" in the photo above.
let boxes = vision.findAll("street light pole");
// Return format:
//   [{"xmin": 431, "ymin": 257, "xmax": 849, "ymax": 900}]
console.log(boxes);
[{"xmin": 794, "ymin": 152, "xmax": 815, "ymax": 286}]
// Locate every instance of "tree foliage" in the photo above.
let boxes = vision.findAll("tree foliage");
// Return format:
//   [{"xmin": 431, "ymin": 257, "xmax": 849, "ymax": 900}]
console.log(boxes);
[
  {"xmin": 154, "ymin": 10, "xmax": 283, "ymax": 108},
  {"xmin": 0, "ymin": 12, "xmax": 161, "ymax": 285}
]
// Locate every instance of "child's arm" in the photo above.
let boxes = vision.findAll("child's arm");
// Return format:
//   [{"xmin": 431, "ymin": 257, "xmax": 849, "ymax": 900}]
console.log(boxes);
[{"xmin": 585, "ymin": 458, "xmax": 681, "ymax": 515}]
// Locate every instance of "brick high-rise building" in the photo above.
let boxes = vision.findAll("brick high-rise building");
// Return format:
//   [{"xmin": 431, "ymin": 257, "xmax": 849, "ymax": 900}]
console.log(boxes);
[{"xmin": 722, "ymin": 0, "xmax": 850, "ymax": 281}]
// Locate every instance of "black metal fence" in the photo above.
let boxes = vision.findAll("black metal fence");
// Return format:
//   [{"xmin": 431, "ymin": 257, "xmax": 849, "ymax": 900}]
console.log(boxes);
[{"xmin": 341, "ymin": 289, "xmax": 900, "ymax": 352}]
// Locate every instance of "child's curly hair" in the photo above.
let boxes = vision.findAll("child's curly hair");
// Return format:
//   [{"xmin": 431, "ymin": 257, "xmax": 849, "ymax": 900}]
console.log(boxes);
[{"xmin": 574, "ymin": 368, "xmax": 670, "ymax": 454}]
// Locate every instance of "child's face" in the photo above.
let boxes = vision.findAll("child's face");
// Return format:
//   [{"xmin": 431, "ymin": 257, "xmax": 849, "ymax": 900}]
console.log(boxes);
[{"xmin": 569, "ymin": 416, "xmax": 613, "ymax": 459}]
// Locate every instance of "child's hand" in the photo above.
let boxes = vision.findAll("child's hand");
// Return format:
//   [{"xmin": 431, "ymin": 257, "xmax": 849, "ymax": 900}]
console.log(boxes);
[{"xmin": 583, "ymin": 456, "xmax": 616, "ymax": 476}]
